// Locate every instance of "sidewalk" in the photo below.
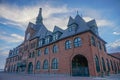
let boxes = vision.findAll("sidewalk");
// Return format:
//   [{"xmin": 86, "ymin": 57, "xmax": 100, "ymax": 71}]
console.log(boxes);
[{"xmin": 0, "ymin": 72, "xmax": 120, "ymax": 80}]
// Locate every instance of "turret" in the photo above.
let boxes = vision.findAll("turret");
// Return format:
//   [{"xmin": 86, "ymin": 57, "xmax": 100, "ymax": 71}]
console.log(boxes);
[{"xmin": 36, "ymin": 8, "xmax": 43, "ymax": 25}]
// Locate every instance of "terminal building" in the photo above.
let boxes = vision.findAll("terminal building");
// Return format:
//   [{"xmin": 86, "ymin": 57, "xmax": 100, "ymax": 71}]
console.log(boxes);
[{"xmin": 5, "ymin": 8, "xmax": 120, "ymax": 76}]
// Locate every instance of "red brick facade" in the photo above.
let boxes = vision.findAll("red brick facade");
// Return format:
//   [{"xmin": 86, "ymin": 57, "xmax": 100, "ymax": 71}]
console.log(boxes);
[{"xmin": 4, "ymin": 8, "xmax": 120, "ymax": 77}]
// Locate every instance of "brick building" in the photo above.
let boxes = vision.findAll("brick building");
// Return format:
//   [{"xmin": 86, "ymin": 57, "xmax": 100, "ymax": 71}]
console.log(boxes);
[{"xmin": 4, "ymin": 8, "xmax": 120, "ymax": 76}]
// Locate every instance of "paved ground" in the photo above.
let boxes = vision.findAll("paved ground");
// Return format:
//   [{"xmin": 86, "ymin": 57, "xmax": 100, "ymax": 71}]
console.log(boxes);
[{"xmin": 0, "ymin": 72, "xmax": 120, "ymax": 80}]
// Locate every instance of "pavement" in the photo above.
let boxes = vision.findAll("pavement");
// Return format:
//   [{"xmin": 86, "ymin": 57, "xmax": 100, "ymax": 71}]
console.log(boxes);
[{"xmin": 0, "ymin": 72, "xmax": 120, "ymax": 80}]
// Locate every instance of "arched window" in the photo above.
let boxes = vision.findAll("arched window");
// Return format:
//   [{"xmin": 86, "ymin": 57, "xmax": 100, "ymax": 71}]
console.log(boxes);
[
  {"xmin": 32, "ymin": 52, "xmax": 34, "ymax": 58},
  {"xmin": 36, "ymin": 61, "xmax": 40, "ymax": 69},
  {"xmin": 37, "ymin": 50, "xmax": 41, "ymax": 56},
  {"xmin": 106, "ymin": 59, "xmax": 110, "ymax": 72},
  {"xmin": 110, "ymin": 60, "xmax": 114, "ymax": 71},
  {"xmin": 43, "ymin": 59, "xmax": 48, "ymax": 69},
  {"xmin": 95, "ymin": 56, "xmax": 100, "ymax": 72},
  {"xmin": 102, "ymin": 58, "xmax": 106, "ymax": 71},
  {"xmin": 114, "ymin": 61, "xmax": 117, "ymax": 72},
  {"xmin": 74, "ymin": 37, "xmax": 82, "ymax": 47},
  {"xmin": 29, "ymin": 53, "xmax": 32, "ymax": 58},
  {"xmin": 91, "ymin": 36, "xmax": 96, "ymax": 46},
  {"xmin": 65, "ymin": 40, "xmax": 71, "ymax": 49},
  {"xmin": 51, "ymin": 58, "xmax": 58, "ymax": 69},
  {"xmin": 53, "ymin": 45, "xmax": 58, "ymax": 53},
  {"xmin": 44, "ymin": 48, "xmax": 49, "ymax": 55}
]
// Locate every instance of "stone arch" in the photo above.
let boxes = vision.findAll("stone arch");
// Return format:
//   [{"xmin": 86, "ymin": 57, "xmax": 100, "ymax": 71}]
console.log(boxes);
[{"xmin": 71, "ymin": 54, "xmax": 89, "ymax": 76}]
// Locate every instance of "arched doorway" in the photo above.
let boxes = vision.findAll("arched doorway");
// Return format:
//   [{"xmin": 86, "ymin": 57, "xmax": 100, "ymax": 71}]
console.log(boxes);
[
  {"xmin": 28, "ymin": 62, "xmax": 33, "ymax": 74},
  {"xmin": 72, "ymin": 54, "xmax": 89, "ymax": 76}
]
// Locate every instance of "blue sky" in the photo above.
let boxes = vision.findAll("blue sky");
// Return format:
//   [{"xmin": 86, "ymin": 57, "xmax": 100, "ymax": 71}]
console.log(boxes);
[{"xmin": 0, "ymin": 0, "xmax": 120, "ymax": 69}]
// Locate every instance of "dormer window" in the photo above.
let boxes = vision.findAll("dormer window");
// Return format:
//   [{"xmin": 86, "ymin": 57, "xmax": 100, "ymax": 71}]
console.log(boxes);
[
  {"xmin": 45, "ymin": 36, "xmax": 52, "ymax": 44},
  {"xmin": 45, "ymin": 37, "xmax": 50, "ymax": 44},
  {"xmin": 53, "ymin": 33, "xmax": 58, "ymax": 41},
  {"xmin": 38, "ymin": 39, "xmax": 44, "ymax": 47},
  {"xmin": 68, "ymin": 23, "xmax": 78, "ymax": 32}
]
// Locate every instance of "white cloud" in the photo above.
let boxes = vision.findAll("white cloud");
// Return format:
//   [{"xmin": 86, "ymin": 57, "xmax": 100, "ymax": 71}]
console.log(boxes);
[
  {"xmin": 0, "ymin": 3, "xmax": 116, "ymax": 32},
  {"xmin": 96, "ymin": 19, "xmax": 114, "ymax": 27},
  {"xmin": 0, "ymin": 4, "xmax": 72, "ymax": 31},
  {"xmin": 107, "ymin": 39, "xmax": 120, "ymax": 53},
  {"xmin": 0, "ymin": 33, "xmax": 24, "ymax": 43},
  {"xmin": 113, "ymin": 32, "xmax": 120, "ymax": 35}
]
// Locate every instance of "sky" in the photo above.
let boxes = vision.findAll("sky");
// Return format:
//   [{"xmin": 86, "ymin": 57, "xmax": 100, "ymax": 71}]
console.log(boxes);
[{"xmin": 0, "ymin": 0, "xmax": 120, "ymax": 69}]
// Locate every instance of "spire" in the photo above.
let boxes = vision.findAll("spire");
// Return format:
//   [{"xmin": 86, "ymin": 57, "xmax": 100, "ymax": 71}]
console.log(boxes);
[{"xmin": 36, "ymin": 8, "xmax": 43, "ymax": 25}]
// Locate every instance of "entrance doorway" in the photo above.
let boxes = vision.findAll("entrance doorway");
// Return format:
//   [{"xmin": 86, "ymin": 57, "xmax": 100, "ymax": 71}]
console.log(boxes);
[{"xmin": 72, "ymin": 54, "xmax": 89, "ymax": 76}]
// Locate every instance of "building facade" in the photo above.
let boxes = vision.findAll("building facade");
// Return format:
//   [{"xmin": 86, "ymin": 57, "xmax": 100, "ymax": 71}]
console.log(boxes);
[{"xmin": 4, "ymin": 8, "xmax": 120, "ymax": 76}]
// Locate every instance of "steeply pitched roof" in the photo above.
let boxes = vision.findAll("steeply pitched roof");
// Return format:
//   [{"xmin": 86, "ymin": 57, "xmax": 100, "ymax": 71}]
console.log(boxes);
[
  {"xmin": 87, "ymin": 19, "xmax": 97, "ymax": 27},
  {"xmin": 30, "ymin": 24, "xmax": 48, "ymax": 40},
  {"xmin": 53, "ymin": 26, "xmax": 64, "ymax": 33},
  {"xmin": 67, "ymin": 16, "xmax": 75, "ymax": 26}
]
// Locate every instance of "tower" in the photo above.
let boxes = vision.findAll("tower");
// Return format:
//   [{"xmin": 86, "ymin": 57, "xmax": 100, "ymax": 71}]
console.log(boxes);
[{"xmin": 36, "ymin": 8, "xmax": 43, "ymax": 25}]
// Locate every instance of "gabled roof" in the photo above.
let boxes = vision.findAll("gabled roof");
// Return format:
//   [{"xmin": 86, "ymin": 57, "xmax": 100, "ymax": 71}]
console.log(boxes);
[
  {"xmin": 87, "ymin": 19, "xmax": 97, "ymax": 27},
  {"xmin": 26, "ymin": 22, "xmax": 35, "ymax": 32},
  {"xmin": 53, "ymin": 26, "xmax": 64, "ymax": 33},
  {"xmin": 30, "ymin": 24, "xmax": 48, "ymax": 40},
  {"xmin": 45, "ymin": 30, "xmax": 52, "ymax": 36},
  {"xmin": 67, "ymin": 16, "xmax": 75, "ymax": 26}
]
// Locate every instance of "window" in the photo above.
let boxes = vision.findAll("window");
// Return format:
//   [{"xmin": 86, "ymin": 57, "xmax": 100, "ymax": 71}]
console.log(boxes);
[
  {"xmin": 53, "ymin": 33, "xmax": 58, "ymax": 41},
  {"xmin": 37, "ymin": 50, "xmax": 41, "ymax": 56},
  {"xmin": 38, "ymin": 39, "xmax": 43, "ymax": 47},
  {"xmin": 43, "ymin": 59, "xmax": 48, "ymax": 69},
  {"xmin": 103, "ymin": 44, "xmax": 106, "ymax": 52},
  {"xmin": 29, "ymin": 52, "xmax": 34, "ymax": 58},
  {"xmin": 51, "ymin": 58, "xmax": 58, "ymax": 69},
  {"xmin": 68, "ymin": 23, "xmax": 78, "ymax": 32},
  {"xmin": 53, "ymin": 45, "xmax": 58, "ymax": 53},
  {"xmin": 102, "ymin": 58, "xmax": 106, "ymax": 71},
  {"xmin": 68, "ymin": 27, "xmax": 72, "ymax": 32},
  {"xmin": 45, "ymin": 37, "xmax": 50, "ymax": 44},
  {"xmin": 65, "ymin": 40, "xmax": 72, "ymax": 49},
  {"xmin": 36, "ymin": 61, "xmax": 40, "ymax": 69},
  {"xmin": 91, "ymin": 36, "xmax": 96, "ymax": 46},
  {"xmin": 29, "ymin": 53, "xmax": 32, "ymax": 58},
  {"xmin": 95, "ymin": 56, "xmax": 100, "ymax": 72},
  {"xmin": 106, "ymin": 59, "xmax": 110, "ymax": 72},
  {"xmin": 110, "ymin": 60, "xmax": 114, "ymax": 71},
  {"xmin": 44, "ymin": 48, "xmax": 49, "ymax": 55},
  {"xmin": 98, "ymin": 41, "xmax": 102, "ymax": 50},
  {"xmin": 74, "ymin": 37, "xmax": 82, "ymax": 47},
  {"xmin": 32, "ymin": 52, "xmax": 34, "ymax": 58},
  {"xmin": 114, "ymin": 61, "xmax": 117, "ymax": 72}
]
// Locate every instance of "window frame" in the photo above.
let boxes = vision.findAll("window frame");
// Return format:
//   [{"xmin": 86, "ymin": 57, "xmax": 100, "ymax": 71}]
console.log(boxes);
[
  {"xmin": 43, "ymin": 59, "xmax": 48, "ymax": 69},
  {"xmin": 36, "ymin": 61, "xmax": 40, "ymax": 70},
  {"xmin": 74, "ymin": 37, "xmax": 82, "ymax": 47},
  {"xmin": 65, "ymin": 40, "xmax": 72, "ymax": 49},
  {"xmin": 51, "ymin": 58, "xmax": 58, "ymax": 69}
]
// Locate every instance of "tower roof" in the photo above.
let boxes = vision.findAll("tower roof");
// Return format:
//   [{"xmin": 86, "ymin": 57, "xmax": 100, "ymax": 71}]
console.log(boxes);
[{"xmin": 36, "ymin": 8, "xmax": 43, "ymax": 25}]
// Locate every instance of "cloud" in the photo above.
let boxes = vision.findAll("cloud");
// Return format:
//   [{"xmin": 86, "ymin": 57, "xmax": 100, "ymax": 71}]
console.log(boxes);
[
  {"xmin": 107, "ymin": 39, "xmax": 120, "ymax": 53},
  {"xmin": 96, "ymin": 19, "xmax": 114, "ymax": 27},
  {"xmin": 113, "ymin": 32, "xmax": 120, "ymax": 35},
  {"xmin": 0, "ymin": 33, "xmax": 24, "ymax": 43},
  {"xmin": 0, "ymin": 4, "xmax": 72, "ymax": 31}
]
